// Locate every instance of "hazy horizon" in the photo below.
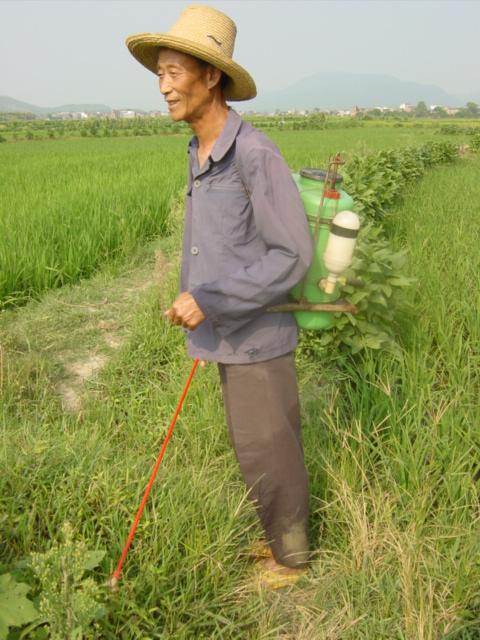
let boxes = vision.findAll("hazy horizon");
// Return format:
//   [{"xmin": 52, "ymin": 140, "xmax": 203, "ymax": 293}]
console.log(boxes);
[{"xmin": 1, "ymin": 0, "xmax": 479, "ymax": 111}]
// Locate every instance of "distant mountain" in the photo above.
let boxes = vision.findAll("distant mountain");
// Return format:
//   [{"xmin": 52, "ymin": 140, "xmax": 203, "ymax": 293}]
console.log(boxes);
[
  {"xmin": 0, "ymin": 96, "xmax": 112, "ymax": 114},
  {"xmin": 251, "ymin": 72, "xmax": 468, "ymax": 112},
  {"xmin": 3, "ymin": 72, "xmax": 478, "ymax": 116}
]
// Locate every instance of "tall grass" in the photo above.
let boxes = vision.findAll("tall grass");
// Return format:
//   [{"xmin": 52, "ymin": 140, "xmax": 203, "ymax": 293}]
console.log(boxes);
[
  {"xmin": 301, "ymin": 156, "xmax": 480, "ymax": 637},
  {"xmin": 0, "ymin": 137, "xmax": 187, "ymax": 306}
]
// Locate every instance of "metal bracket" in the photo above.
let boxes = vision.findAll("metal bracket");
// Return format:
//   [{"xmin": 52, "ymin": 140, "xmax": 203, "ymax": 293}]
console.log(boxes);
[{"xmin": 267, "ymin": 299, "xmax": 358, "ymax": 314}]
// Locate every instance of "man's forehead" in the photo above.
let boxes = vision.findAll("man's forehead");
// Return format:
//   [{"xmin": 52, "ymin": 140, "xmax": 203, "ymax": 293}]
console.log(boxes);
[{"xmin": 157, "ymin": 48, "xmax": 201, "ymax": 69}]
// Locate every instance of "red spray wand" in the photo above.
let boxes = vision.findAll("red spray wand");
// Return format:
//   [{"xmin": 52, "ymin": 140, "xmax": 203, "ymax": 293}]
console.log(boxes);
[{"xmin": 107, "ymin": 358, "xmax": 199, "ymax": 590}]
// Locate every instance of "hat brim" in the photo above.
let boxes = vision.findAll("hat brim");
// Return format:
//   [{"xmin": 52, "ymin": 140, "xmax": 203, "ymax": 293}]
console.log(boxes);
[{"xmin": 126, "ymin": 33, "xmax": 257, "ymax": 102}]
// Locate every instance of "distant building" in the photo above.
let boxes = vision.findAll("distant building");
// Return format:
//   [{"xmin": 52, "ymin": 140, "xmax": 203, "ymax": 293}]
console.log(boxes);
[
  {"xmin": 351, "ymin": 105, "xmax": 368, "ymax": 116},
  {"xmin": 399, "ymin": 103, "xmax": 415, "ymax": 113},
  {"xmin": 117, "ymin": 109, "xmax": 136, "ymax": 119},
  {"xmin": 111, "ymin": 109, "xmax": 147, "ymax": 119},
  {"xmin": 428, "ymin": 104, "xmax": 461, "ymax": 116},
  {"xmin": 50, "ymin": 111, "xmax": 84, "ymax": 120},
  {"xmin": 49, "ymin": 111, "xmax": 107, "ymax": 120}
]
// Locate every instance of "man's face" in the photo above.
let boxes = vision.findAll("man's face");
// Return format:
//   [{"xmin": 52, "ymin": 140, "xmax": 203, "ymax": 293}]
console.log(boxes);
[{"xmin": 157, "ymin": 49, "xmax": 214, "ymax": 123}]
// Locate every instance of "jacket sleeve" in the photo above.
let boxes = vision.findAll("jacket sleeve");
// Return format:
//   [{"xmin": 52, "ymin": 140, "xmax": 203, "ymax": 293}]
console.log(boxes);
[{"xmin": 190, "ymin": 142, "xmax": 313, "ymax": 337}]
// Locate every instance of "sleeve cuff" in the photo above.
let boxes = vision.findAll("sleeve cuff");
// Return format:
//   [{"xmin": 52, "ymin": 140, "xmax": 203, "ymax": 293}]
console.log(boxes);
[{"xmin": 190, "ymin": 286, "xmax": 258, "ymax": 338}]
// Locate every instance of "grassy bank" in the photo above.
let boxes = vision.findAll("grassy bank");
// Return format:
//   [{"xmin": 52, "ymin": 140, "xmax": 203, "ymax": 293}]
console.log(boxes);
[
  {"xmin": 1, "ymin": 156, "xmax": 479, "ymax": 637},
  {"xmin": 301, "ymin": 155, "xmax": 480, "ymax": 637}
]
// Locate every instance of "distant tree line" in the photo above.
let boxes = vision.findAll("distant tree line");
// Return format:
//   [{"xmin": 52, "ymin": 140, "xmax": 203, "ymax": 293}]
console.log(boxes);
[
  {"xmin": 0, "ymin": 104, "xmax": 479, "ymax": 143},
  {"xmin": 360, "ymin": 101, "xmax": 480, "ymax": 120}
]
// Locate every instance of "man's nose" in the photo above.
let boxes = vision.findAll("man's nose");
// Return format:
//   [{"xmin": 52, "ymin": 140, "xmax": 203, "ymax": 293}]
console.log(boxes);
[{"xmin": 159, "ymin": 77, "xmax": 171, "ymax": 95}]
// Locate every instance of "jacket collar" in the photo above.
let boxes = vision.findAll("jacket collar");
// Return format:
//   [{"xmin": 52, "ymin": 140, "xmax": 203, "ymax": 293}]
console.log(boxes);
[
  {"xmin": 188, "ymin": 108, "xmax": 242, "ymax": 164},
  {"xmin": 210, "ymin": 108, "xmax": 242, "ymax": 162}
]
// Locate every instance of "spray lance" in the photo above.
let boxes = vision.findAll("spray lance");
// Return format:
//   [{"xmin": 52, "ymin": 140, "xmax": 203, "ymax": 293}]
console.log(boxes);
[{"xmin": 106, "ymin": 358, "xmax": 199, "ymax": 590}]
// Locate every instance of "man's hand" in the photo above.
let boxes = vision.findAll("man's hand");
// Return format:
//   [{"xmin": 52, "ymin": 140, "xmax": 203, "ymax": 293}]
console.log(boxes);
[{"xmin": 164, "ymin": 292, "xmax": 206, "ymax": 330}]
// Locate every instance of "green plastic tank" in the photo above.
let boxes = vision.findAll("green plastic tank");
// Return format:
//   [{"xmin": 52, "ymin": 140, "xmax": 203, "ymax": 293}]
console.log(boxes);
[{"xmin": 291, "ymin": 168, "xmax": 355, "ymax": 330}]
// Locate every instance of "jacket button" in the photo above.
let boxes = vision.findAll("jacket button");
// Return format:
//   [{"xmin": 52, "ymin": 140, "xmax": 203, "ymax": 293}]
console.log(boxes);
[
  {"xmin": 191, "ymin": 246, "xmax": 199, "ymax": 255},
  {"xmin": 193, "ymin": 179, "xmax": 201, "ymax": 188}
]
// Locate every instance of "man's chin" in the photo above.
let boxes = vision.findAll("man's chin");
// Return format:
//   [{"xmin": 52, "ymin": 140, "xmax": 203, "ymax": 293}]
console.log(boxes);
[{"xmin": 167, "ymin": 103, "xmax": 184, "ymax": 121}]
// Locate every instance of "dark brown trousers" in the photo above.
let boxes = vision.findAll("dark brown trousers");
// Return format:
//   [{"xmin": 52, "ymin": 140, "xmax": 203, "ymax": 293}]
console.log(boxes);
[{"xmin": 218, "ymin": 352, "xmax": 309, "ymax": 568}]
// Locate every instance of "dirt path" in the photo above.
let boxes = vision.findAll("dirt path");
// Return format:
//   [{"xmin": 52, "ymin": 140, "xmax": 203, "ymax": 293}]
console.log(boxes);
[
  {"xmin": 56, "ymin": 249, "xmax": 170, "ymax": 412},
  {"xmin": 0, "ymin": 245, "xmax": 172, "ymax": 413}
]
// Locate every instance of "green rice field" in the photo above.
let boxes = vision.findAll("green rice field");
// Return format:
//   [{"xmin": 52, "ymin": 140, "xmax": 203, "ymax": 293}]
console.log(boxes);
[
  {"xmin": 0, "ymin": 137, "xmax": 186, "ymax": 306},
  {"xmin": 0, "ymin": 124, "xmax": 479, "ymax": 638},
  {"xmin": 0, "ymin": 123, "xmax": 472, "ymax": 307}
]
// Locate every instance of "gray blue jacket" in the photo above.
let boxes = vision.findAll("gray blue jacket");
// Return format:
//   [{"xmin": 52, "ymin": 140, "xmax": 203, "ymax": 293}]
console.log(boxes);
[{"xmin": 181, "ymin": 109, "xmax": 313, "ymax": 363}]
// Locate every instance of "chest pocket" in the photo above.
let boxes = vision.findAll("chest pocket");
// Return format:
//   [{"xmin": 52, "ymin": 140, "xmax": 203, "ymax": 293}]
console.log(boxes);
[{"xmin": 206, "ymin": 177, "xmax": 256, "ymax": 246}]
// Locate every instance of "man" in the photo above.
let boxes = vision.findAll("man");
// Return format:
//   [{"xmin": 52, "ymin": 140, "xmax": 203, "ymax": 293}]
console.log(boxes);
[{"xmin": 126, "ymin": 4, "xmax": 313, "ymax": 588}]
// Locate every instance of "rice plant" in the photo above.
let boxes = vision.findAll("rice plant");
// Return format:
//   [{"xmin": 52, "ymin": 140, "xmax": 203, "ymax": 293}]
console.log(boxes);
[{"xmin": 0, "ymin": 137, "xmax": 187, "ymax": 307}]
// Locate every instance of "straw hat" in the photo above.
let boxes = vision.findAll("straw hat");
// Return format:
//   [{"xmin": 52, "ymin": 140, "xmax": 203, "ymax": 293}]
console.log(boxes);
[{"xmin": 126, "ymin": 4, "xmax": 256, "ymax": 101}]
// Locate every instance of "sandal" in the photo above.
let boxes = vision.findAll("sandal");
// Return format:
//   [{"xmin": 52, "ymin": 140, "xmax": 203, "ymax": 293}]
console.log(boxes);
[
  {"xmin": 253, "ymin": 559, "xmax": 308, "ymax": 591},
  {"xmin": 248, "ymin": 539, "xmax": 273, "ymax": 560}
]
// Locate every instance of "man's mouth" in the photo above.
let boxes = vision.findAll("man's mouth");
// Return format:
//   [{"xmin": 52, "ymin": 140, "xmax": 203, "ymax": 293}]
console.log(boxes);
[{"xmin": 167, "ymin": 100, "xmax": 180, "ymax": 110}]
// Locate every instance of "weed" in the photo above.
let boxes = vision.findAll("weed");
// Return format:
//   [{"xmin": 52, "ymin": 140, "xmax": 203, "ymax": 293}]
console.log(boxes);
[{"xmin": 31, "ymin": 522, "xmax": 105, "ymax": 639}]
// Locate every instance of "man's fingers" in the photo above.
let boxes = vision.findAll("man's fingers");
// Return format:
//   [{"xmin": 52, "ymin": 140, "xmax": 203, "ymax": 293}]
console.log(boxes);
[
  {"xmin": 165, "ymin": 307, "xmax": 182, "ymax": 325},
  {"xmin": 164, "ymin": 293, "xmax": 205, "ymax": 330},
  {"xmin": 165, "ymin": 307, "xmax": 189, "ymax": 328}
]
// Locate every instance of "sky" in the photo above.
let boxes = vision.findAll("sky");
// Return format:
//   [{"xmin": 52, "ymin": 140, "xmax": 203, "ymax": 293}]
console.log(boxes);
[{"xmin": 1, "ymin": 0, "xmax": 479, "ymax": 110}]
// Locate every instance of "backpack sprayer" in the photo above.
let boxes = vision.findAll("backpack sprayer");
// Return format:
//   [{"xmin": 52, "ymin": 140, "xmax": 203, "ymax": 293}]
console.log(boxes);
[
  {"xmin": 269, "ymin": 153, "xmax": 361, "ymax": 325},
  {"xmin": 107, "ymin": 153, "xmax": 360, "ymax": 589}
]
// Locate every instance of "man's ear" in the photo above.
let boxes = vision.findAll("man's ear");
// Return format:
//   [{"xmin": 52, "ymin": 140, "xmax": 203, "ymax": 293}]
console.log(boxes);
[{"xmin": 206, "ymin": 65, "xmax": 223, "ymax": 90}]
